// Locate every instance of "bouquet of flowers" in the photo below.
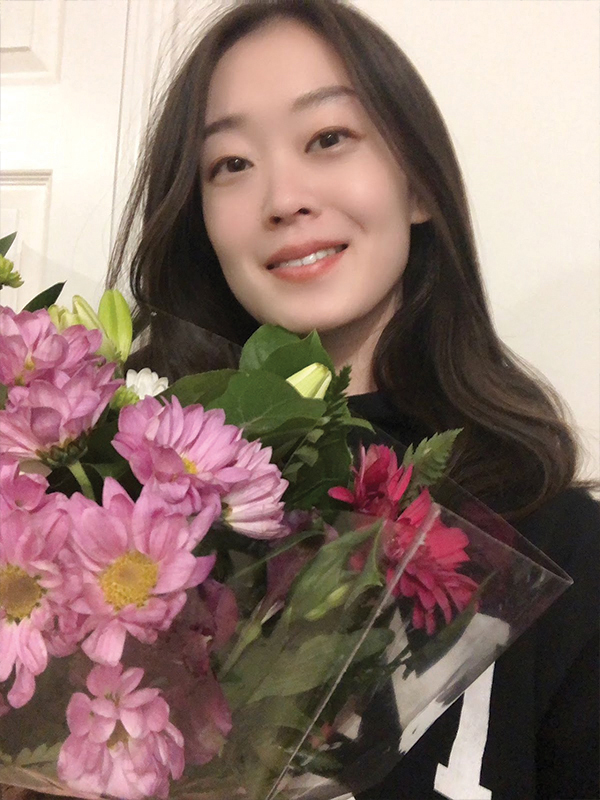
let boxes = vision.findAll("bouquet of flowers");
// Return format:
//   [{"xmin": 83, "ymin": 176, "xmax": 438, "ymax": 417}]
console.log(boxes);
[{"xmin": 0, "ymin": 233, "xmax": 571, "ymax": 799}]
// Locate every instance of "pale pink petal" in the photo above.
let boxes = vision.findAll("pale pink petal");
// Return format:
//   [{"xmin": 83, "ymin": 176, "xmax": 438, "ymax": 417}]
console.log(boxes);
[
  {"xmin": 66, "ymin": 692, "xmax": 94, "ymax": 736},
  {"xmin": 0, "ymin": 622, "xmax": 19, "ymax": 680},
  {"xmin": 16, "ymin": 621, "xmax": 48, "ymax": 674},
  {"xmin": 82, "ymin": 620, "xmax": 127, "ymax": 666},
  {"xmin": 7, "ymin": 661, "xmax": 36, "ymax": 707}
]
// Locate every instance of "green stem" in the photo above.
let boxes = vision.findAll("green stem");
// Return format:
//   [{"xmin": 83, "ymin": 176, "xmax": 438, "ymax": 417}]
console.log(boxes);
[
  {"xmin": 218, "ymin": 615, "xmax": 263, "ymax": 680},
  {"xmin": 69, "ymin": 460, "xmax": 95, "ymax": 500}
]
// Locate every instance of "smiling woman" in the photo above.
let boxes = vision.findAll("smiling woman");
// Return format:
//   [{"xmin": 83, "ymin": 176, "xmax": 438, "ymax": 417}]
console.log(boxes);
[
  {"xmin": 107, "ymin": 1, "xmax": 599, "ymax": 798},
  {"xmin": 200, "ymin": 19, "xmax": 429, "ymax": 391}
]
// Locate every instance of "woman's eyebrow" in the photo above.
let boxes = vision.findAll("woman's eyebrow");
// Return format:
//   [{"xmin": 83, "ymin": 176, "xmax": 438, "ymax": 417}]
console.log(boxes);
[{"xmin": 202, "ymin": 84, "xmax": 357, "ymax": 141}]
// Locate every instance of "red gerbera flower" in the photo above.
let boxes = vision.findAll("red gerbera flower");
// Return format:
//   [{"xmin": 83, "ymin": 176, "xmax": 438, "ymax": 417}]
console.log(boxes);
[
  {"xmin": 385, "ymin": 490, "xmax": 478, "ymax": 634},
  {"xmin": 329, "ymin": 444, "xmax": 413, "ymax": 519}
]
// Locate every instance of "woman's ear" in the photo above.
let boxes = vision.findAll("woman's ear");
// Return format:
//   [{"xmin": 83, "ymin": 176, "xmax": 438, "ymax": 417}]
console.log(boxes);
[{"xmin": 409, "ymin": 188, "xmax": 431, "ymax": 224}]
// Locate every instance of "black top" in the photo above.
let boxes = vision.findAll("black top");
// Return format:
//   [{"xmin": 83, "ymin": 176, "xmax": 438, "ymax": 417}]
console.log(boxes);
[{"xmin": 348, "ymin": 392, "xmax": 600, "ymax": 800}]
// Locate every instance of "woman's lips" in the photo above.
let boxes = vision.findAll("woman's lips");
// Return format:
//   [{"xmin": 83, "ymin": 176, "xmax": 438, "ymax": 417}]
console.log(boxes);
[{"xmin": 267, "ymin": 244, "xmax": 348, "ymax": 284}]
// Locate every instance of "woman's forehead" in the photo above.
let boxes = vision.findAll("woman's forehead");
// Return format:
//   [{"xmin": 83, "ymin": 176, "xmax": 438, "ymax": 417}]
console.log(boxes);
[{"xmin": 204, "ymin": 18, "xmax": 355, "ymax": 124}]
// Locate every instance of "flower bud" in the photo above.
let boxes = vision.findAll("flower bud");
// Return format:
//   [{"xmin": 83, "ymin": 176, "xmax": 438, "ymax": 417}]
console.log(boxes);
[
  {"xmin": 0, "ymin": 255, "xmax": 23, "ymax": 289},
  {"xmin": 98, "ymin": 290, "xmax": 133, "ymax": 363},
  {"xmin": 286, "ymin": 362, "xmax": 332, "ymax": 400},
  {"xmin": 304, "ymin": 584, "xmax": 350, "ymax": 621},
  {"xmin": 49, "ymin": 290, "xmax": 132, "ymax": 365},
  {"xmin": 110, "ymin": 368, "xmax": 169, "ymax": 409}
]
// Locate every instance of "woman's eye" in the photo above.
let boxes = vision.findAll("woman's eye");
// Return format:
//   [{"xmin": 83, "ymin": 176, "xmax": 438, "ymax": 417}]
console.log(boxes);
[
  {"xmin": 308, "ymin": 129, "xmax": 352, "ymax": 152},
  {"xmin": 209, "ymin": 156, "xmax": 250, "ymax": 179}
]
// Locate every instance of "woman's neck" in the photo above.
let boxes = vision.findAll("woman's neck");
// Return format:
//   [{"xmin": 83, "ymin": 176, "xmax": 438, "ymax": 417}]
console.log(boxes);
[{"xmin": 319, "ymin": 294, "xmax": 398, "ymax": 396}]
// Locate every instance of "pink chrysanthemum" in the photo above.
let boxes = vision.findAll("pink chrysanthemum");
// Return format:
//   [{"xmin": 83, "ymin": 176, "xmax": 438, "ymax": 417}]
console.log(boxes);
[
  {"xmin": 0, "ymin": 306, "xmax": 102, "ymax": 387},
  {"xmin": 0, "ymin": 362, "xmax": 121, "ymax": 466},
  {"xmin": 0, "ymin": 454, "xmax": 50, "ymax": 515},
  {"xmin": 67, "ymin": 478, "xmax": 217, "ymax": 666},
  {"xmin": 385, "ymin": 490, "xmax": 479, "ymax": 634},
  {"xmin": 329, "ymin": 443, "xmax": 413, "ymax": 519},
  {"xmin": 112, "ymin": 396, "xmax": 250, "ymax": 513},
  {"xmin": 0, "ymin": 501, "xmax": 76, "ymax": 708},
  {"xmin": 57, "ymin": 662, "xmax": 184, "ymax": 800},
  {"xmin": 221, "ymin": 438, "xmax": 288, "ymax": 538}
]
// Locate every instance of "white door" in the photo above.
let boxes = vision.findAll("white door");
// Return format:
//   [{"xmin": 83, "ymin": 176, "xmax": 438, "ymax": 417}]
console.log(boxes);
[
  {"xmin": 0, "ymin": 0, "xmax": 224, "ymax": 311},
  {"xmin": 1, "ymin": 0, "xmax": 130, "ymax": 310}
]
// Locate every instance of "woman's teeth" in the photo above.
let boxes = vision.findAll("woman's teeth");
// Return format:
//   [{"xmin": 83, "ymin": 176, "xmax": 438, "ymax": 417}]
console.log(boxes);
[{"xmin": 272, "ymin": 244, "xmax": 346, "ymax": 269}]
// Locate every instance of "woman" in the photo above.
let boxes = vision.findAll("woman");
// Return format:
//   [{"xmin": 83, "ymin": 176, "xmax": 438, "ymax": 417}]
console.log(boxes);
[{"xmin": 109, "ymin": 1, "xmax": 599, "ymax": 797}]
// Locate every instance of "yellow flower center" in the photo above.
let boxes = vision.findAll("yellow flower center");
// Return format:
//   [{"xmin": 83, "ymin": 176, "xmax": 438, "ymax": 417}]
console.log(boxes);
[
  {"xmin": 181, "ymin": 455, "xmax": 197, "ymax": 475},
  {"xmin": 107, "ymin": 721, "xmax": 129, "ymax": 749},
  {"xmin": 0, "ymin": 564, "xmax": 44, "ymax": 622},
  {"xmin": 24, "ymin": 354, "xmax": 35, "ymax": 371},
  {"xmin": 98, "ymin": 551, "xmax": 159, "ymax": 612}
]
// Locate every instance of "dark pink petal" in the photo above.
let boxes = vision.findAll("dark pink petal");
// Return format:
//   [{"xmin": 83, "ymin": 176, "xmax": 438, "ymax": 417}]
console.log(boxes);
[
  {"xmin": 328, "ymin": 486, "xmax": 355, "ymax": 504},
  {"xmin": 29, "ymin": 407, "xmax": 62, "ymax": 446}
]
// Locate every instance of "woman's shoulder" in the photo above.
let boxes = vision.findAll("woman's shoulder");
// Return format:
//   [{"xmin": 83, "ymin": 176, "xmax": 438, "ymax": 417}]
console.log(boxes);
[{"xmin": 515, "ymin": 486, "xmax": 599, "ymax": 570}]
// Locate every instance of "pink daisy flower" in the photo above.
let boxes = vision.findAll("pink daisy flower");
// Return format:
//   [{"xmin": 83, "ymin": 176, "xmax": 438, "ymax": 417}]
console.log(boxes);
[
  {"xmin": 0, "ymin": 306, "xmax": 102, "ymax": 387},
  {"xmin": 0, "ymin": 362, "xmax": 121, "ymax": 466},
  {"xmin": 57, "ymin": 662, "xmax": 184, "ymax": 800},
  {"xmin": 112, "ymin": 395, "xmax": 250, "ymax": 513},
  {"xmin": 0, "ymin": 501, "xmax": 75, "ymax": 708},
  {"xmin": 221, "ymin": 438, "xmax": 288, "ymax": 538},
  {"xmin": 385, "ymin": 490, "xmax": 479, "ymax": 634},
  {"xmin": 67, "ymin": 478, "xmax": 217, "ymax": 666},
  {"xmin": 0, "ymin": 454, "xmax": 50, "ymax": 515}
]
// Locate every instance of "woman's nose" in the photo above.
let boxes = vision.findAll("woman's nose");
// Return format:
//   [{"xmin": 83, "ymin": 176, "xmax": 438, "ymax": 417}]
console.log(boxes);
[{"xmin": 262, "ymin": 158, "xmax": 320, "ymax": 227}]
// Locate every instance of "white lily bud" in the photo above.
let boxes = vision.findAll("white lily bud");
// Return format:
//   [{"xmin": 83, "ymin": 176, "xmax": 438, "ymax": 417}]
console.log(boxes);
[{"xmin": 286, "ymin": 362, "xmax": 332, "ymax": 400}]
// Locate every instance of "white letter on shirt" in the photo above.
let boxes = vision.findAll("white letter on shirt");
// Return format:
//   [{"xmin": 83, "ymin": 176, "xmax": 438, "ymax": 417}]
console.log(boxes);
[{"xmin": 434, "ymin": 664, "xmax": 494, "ymax": 800}]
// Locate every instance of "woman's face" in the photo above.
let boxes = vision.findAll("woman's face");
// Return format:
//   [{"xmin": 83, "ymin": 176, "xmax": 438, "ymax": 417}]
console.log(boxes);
[{"xmin": 201, "ymin": 19, "xmax": 428, "ymax": 336}]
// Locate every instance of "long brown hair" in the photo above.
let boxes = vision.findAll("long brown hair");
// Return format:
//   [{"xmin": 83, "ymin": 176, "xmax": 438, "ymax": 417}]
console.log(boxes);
[{"xmin": 108, "ymin": 0, "xmax": 586, "ymax": 518}]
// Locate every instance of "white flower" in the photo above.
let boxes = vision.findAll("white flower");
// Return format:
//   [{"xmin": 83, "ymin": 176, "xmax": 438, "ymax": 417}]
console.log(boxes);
[{"xmin": 126, "ymin": 368, "xmax": 169, "ymax": 400}]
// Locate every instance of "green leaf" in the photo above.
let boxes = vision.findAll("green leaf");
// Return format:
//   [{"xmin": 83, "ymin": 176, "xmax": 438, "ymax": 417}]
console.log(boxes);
[
  {"xmin": 15, "ymin": 742, "xmax": 62, "ymax": 767},
  {"xmin": 283, "ymin": 428, "xmax": 352, "ymax": 510},
  {"xmin": 343, "ymin": 415, "xmax": 374, "ymax": 431},
  {"xmin": 285, "ymin": 525, "xmax": 378, "ymax": 624},
  {"xmin": 84, "ymin": 418, "xmax": 119, "ymax": 462},
  {"xmin": 289, "ymin": 444, "xmax": 319, "ymax": 468},
  {"xmin": 0, "ymin": 231, "xmax": 16, "ymax": 257},
  {"xmin": 261, "ymin": 330, "xmax": 335, "ymax": 377},
  {"xmin": 87, "ymin": 460, "xmax": 129, "ymax": 480},
  {"xmin": 206, "ymin": 371, "xmax": 326, "ymax": 438},
  {"xmin": 403, "ymin": 429, "xmax": 462, "ymax": 487},
  {"xmin": 263, "ymin": 417, "xmax": 324, "ymax": 465},
  {"xmin": 23, "ymin": 282, "xmax": 65, "ymax": 312},
  {"xmin": 160, "ymin": 369, "xmax": 236, "ymax": 407},
  {"xmin": 239, "ymin": 325, "xmax": 301, "ymax": 371},
  {"xmin": 232, "ymin": 527, "xmax": 324, "ymax": 581},
  {"xmin": 344, "ymin": 523, "xmax": 384, "ymax": 608},
  {"xmin": 248, "ymin": 628, "xmax": 393, "ymax": 703},
  {"xmin": 0, "ymin": 382, "xmax": 7, "ymax": 410}
]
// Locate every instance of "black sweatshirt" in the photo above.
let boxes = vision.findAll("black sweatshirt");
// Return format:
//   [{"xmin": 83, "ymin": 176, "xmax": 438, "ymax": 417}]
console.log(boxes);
[{"xmin": 348, "ymin": 392, "xmax": 600, "ymax": 800}]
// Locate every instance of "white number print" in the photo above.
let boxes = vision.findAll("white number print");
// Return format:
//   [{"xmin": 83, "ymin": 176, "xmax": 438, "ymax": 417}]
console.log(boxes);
[{"xmin": 434, "ymin": 664, "xmax": 495, "ymax": 800}]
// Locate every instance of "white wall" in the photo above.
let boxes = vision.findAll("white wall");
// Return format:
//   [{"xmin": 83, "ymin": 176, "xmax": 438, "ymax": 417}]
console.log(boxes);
[{"xmin": 353, "ymin": 0, "xmax": 599, "ymax": 480}]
